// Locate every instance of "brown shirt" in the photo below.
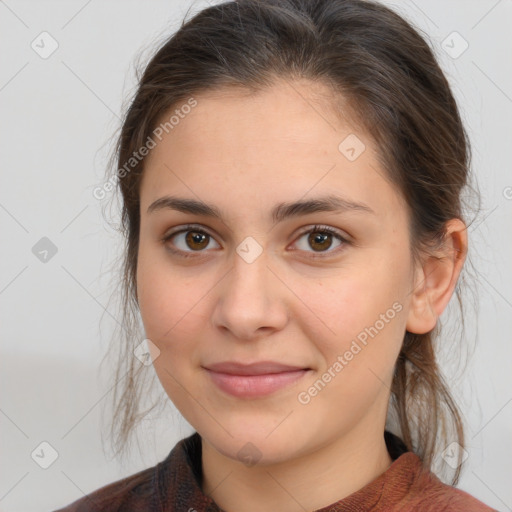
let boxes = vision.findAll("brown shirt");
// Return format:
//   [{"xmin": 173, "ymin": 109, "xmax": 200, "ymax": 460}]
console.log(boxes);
[{"xmin": 54, "ymin": 431, "xmax": 496, "ymax": 511}]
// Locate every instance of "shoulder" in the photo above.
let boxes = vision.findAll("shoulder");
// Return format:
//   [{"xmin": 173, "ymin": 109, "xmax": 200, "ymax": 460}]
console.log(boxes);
[
  {"xmin": 52, "ymin": 432, "xmax": 204, "ymax": 512},
  {"xmin": 52, "ymin": 463, "xmax": 157, "ymax": 512},
  {"xmin": 394, "ymin": 453, "xmax": 496, "ymax": 512}
]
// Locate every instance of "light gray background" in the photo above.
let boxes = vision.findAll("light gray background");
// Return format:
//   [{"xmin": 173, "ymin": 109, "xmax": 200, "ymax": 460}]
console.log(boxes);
[{"xmin": 1, "ymin": 1, "xmax": 511, "ymax": 511}]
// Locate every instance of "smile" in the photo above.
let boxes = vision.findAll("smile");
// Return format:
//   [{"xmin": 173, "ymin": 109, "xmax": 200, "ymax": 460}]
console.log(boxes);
[{"xmin": 203, "ymin": 361, "xmax": 311, "ymax": 399}]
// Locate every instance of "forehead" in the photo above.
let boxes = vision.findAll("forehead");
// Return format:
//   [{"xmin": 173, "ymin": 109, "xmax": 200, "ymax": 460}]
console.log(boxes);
[
  {"xmin": 154, "ymin": 79, "xmax": 356, "ymax": 147},
  {"xmin": 144, "ymin": 78, "xmax": 362, "ymax": 165},
  {"xmin": 140, "ymin": 79, "xmax": 405, "ymax": 223}
]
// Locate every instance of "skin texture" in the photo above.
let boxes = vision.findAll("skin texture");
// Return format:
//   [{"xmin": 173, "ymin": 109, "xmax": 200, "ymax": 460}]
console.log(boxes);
[{"xmin": 136, "ymin": 79, "xmax": 467, "ymax": 512}]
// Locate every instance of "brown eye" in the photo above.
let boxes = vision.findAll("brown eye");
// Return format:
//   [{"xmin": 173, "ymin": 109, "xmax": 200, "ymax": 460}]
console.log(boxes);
[
  {"xmin": 293, "ymin": 225, "xmax": 348, "ymax": 255},
  {"xmin": 162, "ymin": 227, "xmax": 221, "ymax": 257},
  {"xmin": 184, "ymin": 231, "xmax": 210, "ymax": 250},
  {"xmin": 308, "ymin": 231, "xmax": 334, "ymax": 252}
]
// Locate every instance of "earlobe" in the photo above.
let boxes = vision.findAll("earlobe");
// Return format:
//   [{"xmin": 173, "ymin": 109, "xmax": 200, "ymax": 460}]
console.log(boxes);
[{"xmin": 406, "ymin": 219, "xmax": 467, "ymax": 335}]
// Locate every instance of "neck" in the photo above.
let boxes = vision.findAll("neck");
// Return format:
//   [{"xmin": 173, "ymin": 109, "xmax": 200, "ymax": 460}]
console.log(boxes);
[{"xmin": 201, "ymin": 423, "xmax": 393, "ymax": 512}]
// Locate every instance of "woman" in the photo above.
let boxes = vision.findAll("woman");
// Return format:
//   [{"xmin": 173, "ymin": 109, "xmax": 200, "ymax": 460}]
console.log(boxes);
[{"xmin": 55, "ymin": 0, "xmax": 495, "ymax": 510}]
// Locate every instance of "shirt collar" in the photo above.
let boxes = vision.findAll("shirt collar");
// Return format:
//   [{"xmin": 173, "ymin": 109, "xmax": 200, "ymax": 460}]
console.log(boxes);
[{"xmin": 156, "ymin": 430, "xmax": 423, "ymax": 512}]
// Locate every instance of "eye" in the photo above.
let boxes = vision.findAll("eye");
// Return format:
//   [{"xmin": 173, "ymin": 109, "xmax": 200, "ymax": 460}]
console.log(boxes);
[
  {"xmin": 161, "ymin": 223, "xmax": 349, "ymax": 259},
  {"xmin": 161, "ymin": 225, "xmax": 220, "ymax": 258},
  {"xmin": 292, "ymin": 224, "xmax": 349, "ymax": 256}
]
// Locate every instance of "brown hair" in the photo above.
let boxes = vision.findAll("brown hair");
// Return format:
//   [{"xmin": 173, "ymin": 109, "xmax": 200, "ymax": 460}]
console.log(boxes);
[{"xmin": 100, "ymin": 0, "xmax": 479, "ymax": 485}]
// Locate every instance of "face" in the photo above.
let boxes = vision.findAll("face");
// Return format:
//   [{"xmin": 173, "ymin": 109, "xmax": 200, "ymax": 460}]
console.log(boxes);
[{"xmin": 136, "ymin": 79, "xmax": 417, "ymax": 465}]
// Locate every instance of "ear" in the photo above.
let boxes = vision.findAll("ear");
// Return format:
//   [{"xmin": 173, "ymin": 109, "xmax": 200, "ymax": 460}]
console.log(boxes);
[{"xmin": 406, "ymin": 218, "xmax": 468, "ymax": 334}]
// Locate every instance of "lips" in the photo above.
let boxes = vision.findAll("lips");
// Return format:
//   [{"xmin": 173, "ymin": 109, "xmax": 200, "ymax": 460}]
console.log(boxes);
[
  {"xmin": 205, "ymin": 361, "xmax": 308, "ymax": 375},
  {"xmin": 203, "ymin": 361, "xmax": 311, "ymax": 398}
]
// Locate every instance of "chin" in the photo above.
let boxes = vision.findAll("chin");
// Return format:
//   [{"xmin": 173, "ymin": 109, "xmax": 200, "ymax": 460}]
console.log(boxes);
[
  {"xmin": 197, "ymin": 419, "xmax": 310, "ymax": 467},
  {"xmin": 212, "ymin": 435, "xmax": 295, "ymax": 466}
]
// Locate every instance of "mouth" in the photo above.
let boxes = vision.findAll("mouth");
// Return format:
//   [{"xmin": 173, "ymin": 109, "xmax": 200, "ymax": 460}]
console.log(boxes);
[{"xmin": 203, "ymin": 361, "xmax": 312, "ymax": 399}]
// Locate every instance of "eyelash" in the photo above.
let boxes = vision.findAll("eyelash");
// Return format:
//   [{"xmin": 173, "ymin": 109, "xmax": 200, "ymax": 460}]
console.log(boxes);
[{"xmin": 160, "ymin": 224, "xmax": 350, "ymax": 259}]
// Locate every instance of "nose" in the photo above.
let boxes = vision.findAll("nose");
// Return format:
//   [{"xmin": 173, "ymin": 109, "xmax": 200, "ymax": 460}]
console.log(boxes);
[{"xmin": 211, "ymin": 245, "xmax": 289, "ymax": 342}]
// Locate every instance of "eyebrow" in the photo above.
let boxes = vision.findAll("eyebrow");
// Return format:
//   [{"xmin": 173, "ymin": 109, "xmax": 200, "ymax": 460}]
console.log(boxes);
[{"xmin": 147, "ymin": 194, "xmax": 375, "ymax": 223}]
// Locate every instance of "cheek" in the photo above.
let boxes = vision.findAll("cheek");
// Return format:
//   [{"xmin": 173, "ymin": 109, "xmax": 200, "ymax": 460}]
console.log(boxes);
[
  {"xmin": 297, "ymin": 278, "xmax": 406, "ymax": 419},
  {"xmin": 136, "ymin": 250, "xmax": 203, "ymax": 346},
  {"xmin": 297, "ymin": 254, "xmax": 409, "ymax": 372},
  {"xmin": 136, "ymin": 257, "xmax": 207, "ymax": 409}
]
